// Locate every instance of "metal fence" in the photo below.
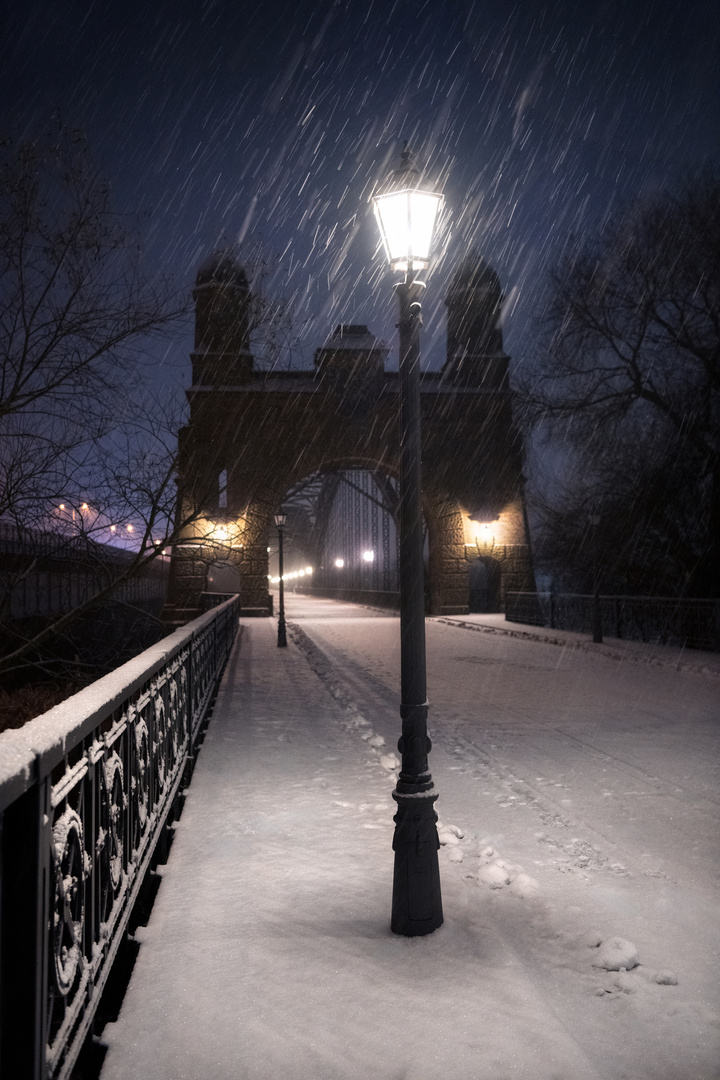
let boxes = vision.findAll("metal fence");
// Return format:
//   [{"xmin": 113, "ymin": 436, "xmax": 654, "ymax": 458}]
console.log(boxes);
[
  {"xmin": 0, "ymin": 595, "xmax": 240, "ymax": 1080},
  {"xmin": 1, "ymin": 565, "xmax": 170, "ymax": 618},
  {"xmin": 505, "ymin": 592, "xmax": 720, "ymax": 652},
  {"xmin": 0, "ymin": 521, "xmax": 170, "ymax": 617}
]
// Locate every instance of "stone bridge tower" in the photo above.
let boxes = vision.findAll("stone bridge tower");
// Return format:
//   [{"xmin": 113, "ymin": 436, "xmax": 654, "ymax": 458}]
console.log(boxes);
[{"xmin": 163, "ymin": 249, "xmax": 534, "ymax": 626}]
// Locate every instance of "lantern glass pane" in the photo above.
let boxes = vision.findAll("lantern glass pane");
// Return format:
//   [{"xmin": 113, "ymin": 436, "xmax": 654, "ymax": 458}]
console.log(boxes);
[
  {"xmin": 409, "ymin": 191, "xmax": 442, "ymax": 262},
  {"xmin": 373, "ymin": 191, "xmax": 409, "ymax": 265},
  {"xmin": 373, "ymin": 188, "xmax": 443, "ymax": 270}
]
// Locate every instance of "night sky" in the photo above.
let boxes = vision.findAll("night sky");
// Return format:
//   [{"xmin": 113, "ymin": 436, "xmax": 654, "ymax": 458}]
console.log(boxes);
[{"xmin": 2, "ymin": 0, "xmax": 719, "ymax": 377}]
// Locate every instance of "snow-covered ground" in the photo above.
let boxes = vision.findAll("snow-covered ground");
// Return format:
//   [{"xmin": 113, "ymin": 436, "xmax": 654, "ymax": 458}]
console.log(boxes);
[{"xmin": 99, "ymin": 595, "xmax": 720, "ymax": 1080}]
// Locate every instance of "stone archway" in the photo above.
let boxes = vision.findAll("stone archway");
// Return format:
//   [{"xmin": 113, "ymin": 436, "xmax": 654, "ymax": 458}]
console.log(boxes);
[{"xmin": 163, "ymin": 253, "xmax": 535, "ymax": 628}]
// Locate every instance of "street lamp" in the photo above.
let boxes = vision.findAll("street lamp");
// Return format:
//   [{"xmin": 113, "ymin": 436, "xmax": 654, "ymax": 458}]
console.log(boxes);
[
  {"xmin": 373, "ymin": 145, "xmax": 444, "ymax": 936},
  {"xmin": 588, "ymin": 513, "xmax": 603, "ymax": 644},
  {"xmin": 274, "ymin": 507, "xmax": 287, "ymax": 647}
]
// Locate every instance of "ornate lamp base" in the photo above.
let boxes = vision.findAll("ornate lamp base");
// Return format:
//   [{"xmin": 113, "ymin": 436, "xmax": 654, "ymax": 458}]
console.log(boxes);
[{"xmin": 390, "ymin": 787, "xmax": 443, "ymax": 935}]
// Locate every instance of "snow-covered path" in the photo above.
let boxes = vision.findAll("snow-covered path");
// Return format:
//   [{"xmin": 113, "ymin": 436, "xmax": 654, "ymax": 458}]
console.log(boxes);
[{"xmin": 99, "ymin": 596, "xmax": 720, "ymax": 1080}]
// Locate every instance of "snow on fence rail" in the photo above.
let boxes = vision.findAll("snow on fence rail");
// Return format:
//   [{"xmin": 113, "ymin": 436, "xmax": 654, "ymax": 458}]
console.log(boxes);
[
  {"xmin": 0, "ymin": 595, "xmax": 240, "ymax": 1080},
  {"xmin": 505, "ymin": 592, "xmax": 720, "ymax": 651}
]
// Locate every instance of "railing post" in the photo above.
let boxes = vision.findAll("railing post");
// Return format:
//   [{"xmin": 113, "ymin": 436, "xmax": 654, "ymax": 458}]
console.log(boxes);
[
  {"xmin": 187, "ymin": 631, "xmax": 195, "ymax": 747},
  {"xmin": 1, "ymin": 783, "xmax": 47, "ymax": 1080}
]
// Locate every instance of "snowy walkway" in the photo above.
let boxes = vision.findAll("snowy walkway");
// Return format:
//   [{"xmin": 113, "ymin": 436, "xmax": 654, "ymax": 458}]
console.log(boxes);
[{"xmin": 99, "ymin": 596, "xmax": 720, "ymax": 1080}]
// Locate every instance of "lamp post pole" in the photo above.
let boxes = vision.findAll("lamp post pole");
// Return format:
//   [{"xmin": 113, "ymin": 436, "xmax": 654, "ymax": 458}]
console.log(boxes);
[
  {"xmin": 391, "ymin": 269, "xmax": 443, "ymax": 936},
  {"xmin": 588, "ymin": 513, "xmax": 602, "ymax": 644},
  {"xmin": 276, "ymin": 510, "xmax": 287, "ymax": 648},
  {"xmin": 372, "ymin": 144, "xmax": 444, "ymax": 936}
]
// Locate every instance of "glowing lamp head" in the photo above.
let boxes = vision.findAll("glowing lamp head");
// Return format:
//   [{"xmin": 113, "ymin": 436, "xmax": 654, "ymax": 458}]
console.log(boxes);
[
  {"xmin": 334, "ymin": 558, "xmax": 345, "ymax": 569},
  {"xmin": 362, "ymin": 550, "xmax": 375, "ymax": 562},
  {"xmin": 274, "ymin": 507, "xmax": 287, "ymax": 529},
  {"xmin": 372, "ymin": 146, "xmax": 443, "ymax": 272}
]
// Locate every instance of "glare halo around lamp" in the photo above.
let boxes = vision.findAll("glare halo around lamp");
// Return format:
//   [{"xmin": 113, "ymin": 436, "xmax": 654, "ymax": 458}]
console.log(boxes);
[{"xmin": 372, "ymin": 144, "xmax": 444, "ymax": 936}]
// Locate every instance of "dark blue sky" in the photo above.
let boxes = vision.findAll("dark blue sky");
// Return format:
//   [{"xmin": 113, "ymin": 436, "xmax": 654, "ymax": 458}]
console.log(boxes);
[{"xmin": 2, "ymin": 0, "xmax": 719, "ymax": 375}]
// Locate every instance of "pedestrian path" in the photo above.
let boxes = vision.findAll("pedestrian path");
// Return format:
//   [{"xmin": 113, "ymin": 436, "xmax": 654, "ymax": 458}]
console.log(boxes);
[{"xmin": 99, "ymin": 614, "xmax": 604, "ymax": 1080}]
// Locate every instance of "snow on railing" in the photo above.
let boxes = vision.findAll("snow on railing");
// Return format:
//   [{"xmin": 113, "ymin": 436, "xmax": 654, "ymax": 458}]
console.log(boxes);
[{"xmin": 0, "ymin": 595, "xmax": 240, "ymax": 1080}]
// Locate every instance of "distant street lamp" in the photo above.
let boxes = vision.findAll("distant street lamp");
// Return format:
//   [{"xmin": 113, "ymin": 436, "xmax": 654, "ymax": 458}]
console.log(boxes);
[
  {"xmin": 274, "ymin": 507, "xmax": 287, "ymax": 647},
  {"xmin": 588, "ymin": 513, "xmax": 603, "ymax": 644},
  {"xmin": 373, "ymin": 145, "xmax": 444, "ymax": 936}
]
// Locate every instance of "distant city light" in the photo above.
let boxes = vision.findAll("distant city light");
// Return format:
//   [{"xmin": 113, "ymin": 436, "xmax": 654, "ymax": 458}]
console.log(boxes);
[
  {"xmin": 110, "ymin": 525, "xmax": 116, "ymax": 532},
  {"xmin": 362, "ymin": 550, "xmax": 374, "ymax": 562},
  {"xmin": 59, "ymin": 504, "xmax": 65, "ymax": 510},
  {"xmin": 306, "ymin": 566, "xmax": 312, "ymax": 574},
  {"xmin": 81, "ymin": 503, "xmax": 88, "ymax": 510},
  {"xmin": 334, "ymin": 558, "xmax": 344, "ymax": 568},
  {"xmin": 126, "ymin": 524, "xmax": 133, "ymax": 532}
]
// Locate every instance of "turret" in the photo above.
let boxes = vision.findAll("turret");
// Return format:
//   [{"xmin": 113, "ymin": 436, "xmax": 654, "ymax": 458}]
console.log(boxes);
[
  {"xmin": 443, "ymin": 253, "xmax": 508, "ymax": 388},
  {"xmin": 191, "ymin": 250, "xmax": 253, "ymax": 384}
]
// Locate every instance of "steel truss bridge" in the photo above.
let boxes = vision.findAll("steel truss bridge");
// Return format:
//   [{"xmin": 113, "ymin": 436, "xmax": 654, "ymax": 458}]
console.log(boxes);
[{"xmin": 277, "ymin": 468, "xmax": 409, "ymax": 597}]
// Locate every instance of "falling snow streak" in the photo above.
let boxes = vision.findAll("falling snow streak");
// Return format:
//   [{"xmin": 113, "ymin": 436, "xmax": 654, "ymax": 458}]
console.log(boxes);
[{"xmin": 1, "ymin": 0, "xmax": 717, "ymax": 381}]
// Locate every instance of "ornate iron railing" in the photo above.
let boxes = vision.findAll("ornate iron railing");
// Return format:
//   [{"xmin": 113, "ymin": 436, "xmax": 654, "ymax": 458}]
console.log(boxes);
[
  {"xmin": 505, "ymin": 592, "xmax": 720, "ymax": 651},
  {"xmin": 0, "ymin": 595, "xmax": 239, "ymax": 1080}
]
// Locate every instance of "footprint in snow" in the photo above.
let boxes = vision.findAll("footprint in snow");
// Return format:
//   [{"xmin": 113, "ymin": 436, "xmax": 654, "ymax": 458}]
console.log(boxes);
[
  {"xmin": 473, "ymin": 844, "xmax": 540, "ymax": 897},
  {"xmin": 379, "ymin": 753, "xmax": 400, "ymax": 772}
]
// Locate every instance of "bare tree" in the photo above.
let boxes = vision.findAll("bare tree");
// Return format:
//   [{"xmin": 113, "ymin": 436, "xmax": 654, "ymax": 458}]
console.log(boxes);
[
  {"xmin": 524, "ymin": 167, "xmax": 720, "ymax": 596},
  {"xmin": 528, "ymin": 434, "xmax": 711, "ymax": 597},
  {"xmin": 0, "ymin": 128, "xmax": 220, "ymax": 684}
]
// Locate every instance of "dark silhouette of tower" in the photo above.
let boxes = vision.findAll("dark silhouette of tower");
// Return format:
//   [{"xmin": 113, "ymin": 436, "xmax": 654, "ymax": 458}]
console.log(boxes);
[
  {"xmin": 192, "ymin": 251, "xmax": 253, "ymax": 385},
  {"xmin": 443, "ymin": 253, "xmax": 508, "ymax": 388}
]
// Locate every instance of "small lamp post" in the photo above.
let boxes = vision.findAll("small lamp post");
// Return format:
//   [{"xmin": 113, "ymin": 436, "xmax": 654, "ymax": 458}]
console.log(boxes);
[
  {"xmin": 373, "ymin": 145, "xmax": 444, "ymax": 936},
  {"xmin": 274, "ymin": 507, "xmax": 287, "ymax": 647},
  {"xmin": 588, "ymin": 513, "xmax": 603, "ymax": 644}
]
